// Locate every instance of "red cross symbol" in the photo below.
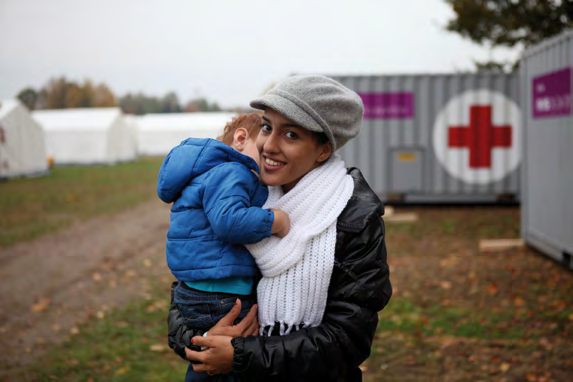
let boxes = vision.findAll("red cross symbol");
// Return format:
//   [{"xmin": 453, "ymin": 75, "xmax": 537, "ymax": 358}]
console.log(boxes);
[{"xmin": 448, "ymin": 105, "xmax": 512, "ymax": 168}]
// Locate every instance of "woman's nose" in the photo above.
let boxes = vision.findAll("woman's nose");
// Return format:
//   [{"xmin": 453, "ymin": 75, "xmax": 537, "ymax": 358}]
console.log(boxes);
[{"xmin": 263, "ymin": 132, "xmax": 279, "ymax": 153}]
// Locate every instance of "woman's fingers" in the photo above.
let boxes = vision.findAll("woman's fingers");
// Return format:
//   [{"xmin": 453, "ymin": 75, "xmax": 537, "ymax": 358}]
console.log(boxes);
[
  {"xmin": 185, "ymin": 346, "xmax": 204, "ymax": 363},
  {"xmin": 213, "ymin": 299, "xmax": 242, "ymax": 328},
  {"xmin": 231, "ymin": 303, "xmax": 258, "ymax": 337},
  {"xmin": 186, "ymin": 336, "xmax": 235, "ymax": 375},
  {"xmin": 243, "ymin": 304, "xmax": 259, "ymax": 336}
]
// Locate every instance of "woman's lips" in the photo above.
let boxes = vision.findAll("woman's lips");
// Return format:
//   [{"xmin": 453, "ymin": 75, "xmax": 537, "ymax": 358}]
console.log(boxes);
[{"xmin": 262, "ymin": 156, "xmax": 286, "ymax": 171}]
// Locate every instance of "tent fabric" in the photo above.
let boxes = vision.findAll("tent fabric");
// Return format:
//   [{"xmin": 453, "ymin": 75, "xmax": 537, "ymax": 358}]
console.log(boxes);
[
  {"xmin": 32, "ymin": 108, "xmax": 137, "ymax": 165},
  {"xmin": 136, "ymin": 112, "xmax": 237, "ymax": 156},
  {"xmin": 0, "ymin": 99, "xmax": 49, "ymax": 179}
]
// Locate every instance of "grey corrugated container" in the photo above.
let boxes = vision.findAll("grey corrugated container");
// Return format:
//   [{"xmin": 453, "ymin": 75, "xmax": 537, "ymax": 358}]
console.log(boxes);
[
  {"xmin": 330, "ymin": 73, "xmax": 522, "ymax": 204},
  {"xmin": 520, "ymin": 31, "xmax": 573, "ymax": 269}
]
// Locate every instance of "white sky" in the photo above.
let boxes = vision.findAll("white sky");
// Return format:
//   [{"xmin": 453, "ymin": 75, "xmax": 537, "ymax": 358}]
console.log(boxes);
[{"xmin": 0, "ymin": 0, "xmax": 520, "ymax": 109}]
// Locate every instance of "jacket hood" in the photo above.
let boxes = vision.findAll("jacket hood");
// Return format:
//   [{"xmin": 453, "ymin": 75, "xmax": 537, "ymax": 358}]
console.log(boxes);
[{"xmin": 157, "ymin": 138, "xmax": 259, "ymax": 204}]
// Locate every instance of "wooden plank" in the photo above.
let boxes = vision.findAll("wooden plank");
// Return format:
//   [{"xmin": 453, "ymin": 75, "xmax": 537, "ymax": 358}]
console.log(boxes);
[
  {"xmin": 384, "ymin": 206, "xmax": 394, "ymax": 217},
  {"xmin": 478, "ymin": 238, "xmax": 524, "ymax": 252},
  {"xmin": 385, "ymin": 213, "xmax": 418, "ymax": 223}
]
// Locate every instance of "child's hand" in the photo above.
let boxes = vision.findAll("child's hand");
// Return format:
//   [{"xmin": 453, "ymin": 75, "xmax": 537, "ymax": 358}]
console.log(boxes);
[{"xmin": 271, "ymin": 209, "xmax": 290, "ymax": 238}]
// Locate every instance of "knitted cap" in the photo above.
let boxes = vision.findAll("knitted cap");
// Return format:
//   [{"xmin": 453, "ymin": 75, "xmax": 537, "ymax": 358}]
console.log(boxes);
[{"xmin": 250, "ymin": 75, "xmax": 364, "ymax": 151}]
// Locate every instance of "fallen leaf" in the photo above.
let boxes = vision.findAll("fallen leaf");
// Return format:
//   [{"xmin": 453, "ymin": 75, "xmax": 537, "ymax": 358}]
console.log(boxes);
[
  {"xmin": 568, "ymin": 313, "xmax": 573, "ymax": 321},
  {"xmin": 67, "ymin": 359, "xmax": 79, "ymax": 366},
  {"xmin": 487, "ymin": 283, "xmax": 499, "ymax": 295},
  {"xmin": 514, "ymin": 297, "xmax": 525, "ymax": 306},
  {"xmin": 115, "ymin": 366, "xmax": 131, "ymax": 375},
  {"xmin": 52, "ymin": 324, "xmax": 61, "ymax": 332},
  {"xmin": 143, "ymin": 259, "xmax": 152, "ymax": 267},
  {"xmin": 96, "ymin": 311, "xmax": 105, "ymax": 319},
  {"xmin": 125, "ymin": 270, "xmax": 136, "ymax": 278},
  {"xmin": 500, "ymin": 362, "xmax": 511, "ymax": 373},
  {"xmin": 440, "ymin": 281, "xmax": 452, "ymax": 289},
  {"xmin": 92, "ymin": 272, "xmax": 102, "ymax": 281},
  {"xmin": 149, "ymin": 344, "xmax": 166, "ymax": 352},
  {"xmin": 539, "ymin": 337, "xmax": 552, "ymax": 350},
  {"xmin": 48, "ymin": 375, "xmax": 58, "ymax": 380},
  {"xmin": 31, "ymin": 298, "xmax": 50, "ymax": 313},
  {"xmin": 70, "ymin": 326, "xmax": 80, "ymax": 335}
]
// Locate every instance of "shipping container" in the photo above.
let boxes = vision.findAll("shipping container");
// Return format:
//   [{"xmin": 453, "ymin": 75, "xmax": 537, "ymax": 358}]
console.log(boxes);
[
  {"xmin": 520, "ymin": 31, "xmax": 573, "ymax": 270},
  {"xmin": 329, "ymin": 74, "xmax": 521, "ymax": 204}
]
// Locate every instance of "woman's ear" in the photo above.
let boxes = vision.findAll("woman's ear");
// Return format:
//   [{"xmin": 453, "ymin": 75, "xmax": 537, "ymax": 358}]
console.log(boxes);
[
  {"xmin": 233, "ymin": 128, "xmax": 249, "ymax": 152},
  {"xmin": 317, "ymin": 141, "xmax": 333, "ymax": 163}
]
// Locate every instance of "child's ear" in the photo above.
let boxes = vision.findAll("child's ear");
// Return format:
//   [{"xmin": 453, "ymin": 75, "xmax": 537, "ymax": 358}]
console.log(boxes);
[{"xmin": 233, "ymin": 128, "xmax": 249, "ymax": 152}]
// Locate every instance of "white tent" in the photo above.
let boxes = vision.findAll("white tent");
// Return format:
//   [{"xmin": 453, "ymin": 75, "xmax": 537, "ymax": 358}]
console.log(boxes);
[
  {"xmin": 0, "ymin": 99, "xmax": 49, "ymax": 179},
  {"xmin": 33, "ymin": 107, "xmax": 137, "ymax": 165},
  {"xmin": 119, "ymin": 114, "xmax": 139, "ymax": 162},
  {"xmin": 136, "ymin": 112, "xmax": 237, "ymax": 156}
]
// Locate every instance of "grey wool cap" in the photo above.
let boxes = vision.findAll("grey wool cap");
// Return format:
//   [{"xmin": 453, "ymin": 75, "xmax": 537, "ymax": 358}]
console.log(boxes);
[{"xmin": 250, "ymin": 74, "xmax": 364, "ymax": 151}]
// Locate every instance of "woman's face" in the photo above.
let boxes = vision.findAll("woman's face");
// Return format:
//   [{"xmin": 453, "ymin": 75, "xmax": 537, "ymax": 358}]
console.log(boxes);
[{"xmin": 257, "ymin": 108, "xmax": 332, "ymax": 193}]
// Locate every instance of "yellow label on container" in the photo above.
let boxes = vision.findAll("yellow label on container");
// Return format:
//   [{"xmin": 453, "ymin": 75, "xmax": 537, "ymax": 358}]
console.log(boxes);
[{"xmin": 397, "ymin": 153, "xmax": 416, "ymax": 162}]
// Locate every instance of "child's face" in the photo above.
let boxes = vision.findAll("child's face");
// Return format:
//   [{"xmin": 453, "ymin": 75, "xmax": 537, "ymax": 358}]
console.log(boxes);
[{"xmin": 241, "ymin": 136, "xmax": 261, "ymax": 168}]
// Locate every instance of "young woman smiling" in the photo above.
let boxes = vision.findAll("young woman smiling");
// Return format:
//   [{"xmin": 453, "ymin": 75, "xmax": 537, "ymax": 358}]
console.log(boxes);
[{"xmin": 167, "ymin": 74, "xmax": 392, "ymax": 382}]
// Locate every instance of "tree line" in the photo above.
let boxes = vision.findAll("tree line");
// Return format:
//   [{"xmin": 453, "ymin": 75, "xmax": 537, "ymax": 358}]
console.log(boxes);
[
  {"xmin": 16, "ymin": 2, "xmax": 573, "ymax": 111},
  {"xmin": 17, "ymin": 76, "xmax": 223, "ymax": 115}
]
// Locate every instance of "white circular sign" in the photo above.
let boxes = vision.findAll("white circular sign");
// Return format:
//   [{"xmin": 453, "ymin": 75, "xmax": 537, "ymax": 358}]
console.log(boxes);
[{"xmin": 432, "ymin": 89, "xmax": 521, "ymax": 185}]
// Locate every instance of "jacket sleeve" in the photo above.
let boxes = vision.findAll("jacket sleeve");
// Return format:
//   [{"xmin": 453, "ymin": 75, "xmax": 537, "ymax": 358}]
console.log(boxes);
[
  {"xmin": 203, "ymin": 163, "xmax": 273, "ymax": 244},
  {"xmin": 167, "ymin": 281, "xmax": 204, "ymax": 361},
  {"xmin": 231, "ymin": 214, "xmax": 392, "ymax": 381}
]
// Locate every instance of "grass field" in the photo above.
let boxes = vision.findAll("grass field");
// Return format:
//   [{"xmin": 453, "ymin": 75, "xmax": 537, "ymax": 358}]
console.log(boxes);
[
  {"xmin": 0, "ymin": 157, "xmax": 164, "ymax": 248},
  {"xmin": 1, "ymin": 161, "xmax": 572, "ymax": 381}
]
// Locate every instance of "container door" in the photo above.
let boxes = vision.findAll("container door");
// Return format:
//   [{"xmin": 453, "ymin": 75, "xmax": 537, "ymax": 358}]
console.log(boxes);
[{"xmin": 390, "ymin": 149, "xmax": 423, "ymax": 192}]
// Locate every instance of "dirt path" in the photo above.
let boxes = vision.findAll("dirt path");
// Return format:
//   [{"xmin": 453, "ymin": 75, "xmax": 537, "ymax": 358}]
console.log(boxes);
[{"xmin": 0, "ymin": 199, "xmax": 172, "ymax": 372}]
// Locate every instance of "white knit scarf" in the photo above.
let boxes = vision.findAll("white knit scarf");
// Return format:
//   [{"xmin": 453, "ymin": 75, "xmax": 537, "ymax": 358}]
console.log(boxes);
[{"xmin": 246, "ymin": 154, "xmax": 354, "ymax": 336}]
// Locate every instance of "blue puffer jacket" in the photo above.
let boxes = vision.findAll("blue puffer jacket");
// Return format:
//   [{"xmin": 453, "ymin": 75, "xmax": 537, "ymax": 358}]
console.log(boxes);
[{"xmin": 157, "ymin": 138, "xmax": 273, "ymax": 282}]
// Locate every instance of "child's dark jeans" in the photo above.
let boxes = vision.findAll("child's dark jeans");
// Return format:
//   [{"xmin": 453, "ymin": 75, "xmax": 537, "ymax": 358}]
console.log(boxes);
[
  {"xmin": 174, "ymin": 281, "xmax": 253, "ymax": 382},
  {"xmin": 174, "ymin": 281, "xmax": 254, "ymax": 331}
]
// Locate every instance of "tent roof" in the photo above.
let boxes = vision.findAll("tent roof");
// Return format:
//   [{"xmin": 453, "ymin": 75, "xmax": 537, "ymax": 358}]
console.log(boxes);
[
  {"xmin": 137, "ymin": 112, "xmax": 237, "ymax": 131},
  {"xmin": 33, "ymin": 108, "xmax": 122, "ymax": 131},
  {"xmin": 0, "ymin": 99, "xmax": 21, "ymax": 120}
]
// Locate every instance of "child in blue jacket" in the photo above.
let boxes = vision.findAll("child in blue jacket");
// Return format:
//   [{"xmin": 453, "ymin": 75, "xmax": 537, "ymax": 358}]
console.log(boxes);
[{"xmin": 157, "ymin": 114, "xmax": 289, "ymax": 375}]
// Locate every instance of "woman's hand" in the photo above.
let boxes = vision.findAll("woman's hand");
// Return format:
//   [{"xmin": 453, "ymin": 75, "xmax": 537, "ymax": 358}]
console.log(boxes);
[
  {"xmin": 208, "ymin": 299, "xmax": 259, "ymax": 338},
  {"xmin": 186, "ymin": 335, "xmax": 235, "ymax": 375}
]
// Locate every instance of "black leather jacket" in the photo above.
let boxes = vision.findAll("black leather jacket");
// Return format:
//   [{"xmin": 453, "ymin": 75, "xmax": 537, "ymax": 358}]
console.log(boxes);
[{"xmin": 167, "ymin": 168, "xmax": 392, "ymax": 381}]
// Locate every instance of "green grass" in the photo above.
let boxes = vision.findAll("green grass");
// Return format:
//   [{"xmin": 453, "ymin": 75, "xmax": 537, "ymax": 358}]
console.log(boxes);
[
  {"xmin": 379, "ymin": 298, "xmax": 525, "ymax": 341},
  {"xmin": 0, "ymin": 157, "xmax": 164, "ymax": 248},
  {"xmin": 26, "ymin": 283, "xmax": 188, "ymax": 382}
]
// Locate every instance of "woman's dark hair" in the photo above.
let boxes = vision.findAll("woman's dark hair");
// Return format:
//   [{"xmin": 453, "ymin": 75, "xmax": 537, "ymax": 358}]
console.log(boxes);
[
  {"xmin": 316, "ymin": 132, "xmax": 329, "ymax": 146},
  {"xmin": 217, "ymin": 113, "xmax": 262, "ymax": 146}
]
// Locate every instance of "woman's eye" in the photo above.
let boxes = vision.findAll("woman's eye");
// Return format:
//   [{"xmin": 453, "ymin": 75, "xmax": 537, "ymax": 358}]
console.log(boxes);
[
  {"xmin": 285, "ymin": 131, "xmax": 298, "ymax": 139},
  {"xmin": 261, "ymin": 123, "xmax": 272, "ymax": 132}
]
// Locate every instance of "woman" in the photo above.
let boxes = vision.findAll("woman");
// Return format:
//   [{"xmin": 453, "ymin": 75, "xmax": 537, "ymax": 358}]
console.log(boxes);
[{"xmin": 167, "ymin": 74, "xmax": 392, "ymax": 381}]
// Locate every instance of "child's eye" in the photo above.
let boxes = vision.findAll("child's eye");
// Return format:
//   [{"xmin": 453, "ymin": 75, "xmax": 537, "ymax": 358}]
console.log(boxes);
[
  {"xmin": 261, "ymin": 123, "xmax": 272, "ymax": 132},
  {"xmin": 285, "ymin": 131, "xmax": 298, "ymax": 139}
]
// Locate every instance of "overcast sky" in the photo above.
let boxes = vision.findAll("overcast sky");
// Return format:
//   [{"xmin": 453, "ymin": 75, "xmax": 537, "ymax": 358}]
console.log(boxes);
[{"xmin": 0, "ymin": 0, "xmax": 520, "ymax": 109}]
